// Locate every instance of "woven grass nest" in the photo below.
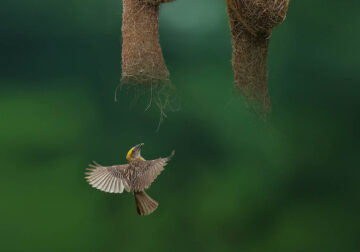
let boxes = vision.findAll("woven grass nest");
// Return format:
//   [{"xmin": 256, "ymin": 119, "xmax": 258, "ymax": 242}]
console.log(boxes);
[
  {"xmin": 121, "ymin": 0, "xmax": 173, "ymax": 85},
  {"xmin": 119, "ymin": 0, "xmax": 174, "ymax": 123},
  {"xmin": 119, "ymin": 0, "xmax": 290, "ymax": 124},
  {"xmin": 226, "ymin": 0, "xmax": 289, "ymax": 118}
]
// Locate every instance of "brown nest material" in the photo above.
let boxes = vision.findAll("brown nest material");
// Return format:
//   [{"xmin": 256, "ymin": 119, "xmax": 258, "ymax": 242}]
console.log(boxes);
[
  {"xmin": 116, "ymin": 80, "xmax": 178, "ymax": 130},
  {"xmin": 142, "ymin": 0, "xmax": 173, "ymax": 4},
  {"xmin": 121, "ymin": 0, "xmax": 172, "ymax": 85},
  {"xmin": 119, "ymin": 0, "xmax": 174, "ymax": 126},
  {"xmin": 226, "ymin": 0, "xmax": 289, "ymax": 118}
]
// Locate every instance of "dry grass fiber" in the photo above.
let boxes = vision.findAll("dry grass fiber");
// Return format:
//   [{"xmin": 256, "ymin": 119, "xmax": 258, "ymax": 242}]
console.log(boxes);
[{"xmin": 226, "ymin": 0, "xmax": 289, "ymax": 118}]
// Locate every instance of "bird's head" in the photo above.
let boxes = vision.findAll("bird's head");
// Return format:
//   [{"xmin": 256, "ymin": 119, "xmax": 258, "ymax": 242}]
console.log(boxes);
[{"xmin": 126, "ymin": 143, "xmax": 144, "ymax": 161}]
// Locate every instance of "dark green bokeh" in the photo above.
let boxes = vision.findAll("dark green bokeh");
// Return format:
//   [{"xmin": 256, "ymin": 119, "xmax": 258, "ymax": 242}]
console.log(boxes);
[{"xmin": 1, "ymin": 0, "xmax": 359, "ymax": 251}]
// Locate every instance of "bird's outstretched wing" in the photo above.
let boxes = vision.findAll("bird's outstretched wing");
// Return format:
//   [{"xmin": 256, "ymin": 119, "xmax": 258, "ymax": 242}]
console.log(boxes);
[
  {"xmin": 85, "ymin": 161, "xmax": 131, "ymax": 193},
  {"xmin": 132, "ymin": 151, "xmax": 175, "ymax": 191}
]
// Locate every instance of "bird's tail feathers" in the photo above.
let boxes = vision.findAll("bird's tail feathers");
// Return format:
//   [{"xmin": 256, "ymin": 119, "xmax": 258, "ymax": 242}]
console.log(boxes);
[{"xmin": 134, "ymin": 191, "xmax": 158, "ymax": 216}]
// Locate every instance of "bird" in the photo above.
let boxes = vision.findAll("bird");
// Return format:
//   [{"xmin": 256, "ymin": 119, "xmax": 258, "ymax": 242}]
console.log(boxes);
[{"xmin": 85, "ymin": 143, "xmax": 174, "ymax": 215}]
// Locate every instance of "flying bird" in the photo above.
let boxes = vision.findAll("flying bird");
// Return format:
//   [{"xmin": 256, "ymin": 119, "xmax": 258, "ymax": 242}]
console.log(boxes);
[{"xmin": 85, "ymin": 143, "xmax": 174, "ymax": 215}]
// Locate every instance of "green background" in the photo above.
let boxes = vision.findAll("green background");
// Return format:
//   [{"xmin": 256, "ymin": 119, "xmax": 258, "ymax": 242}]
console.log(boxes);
[{"xmin": 1, "ymin": 0, "xmax": 359, "ymax": 251}]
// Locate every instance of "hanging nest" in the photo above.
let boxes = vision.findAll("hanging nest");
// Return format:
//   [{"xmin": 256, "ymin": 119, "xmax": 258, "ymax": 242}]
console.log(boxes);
[
  {"xmin": 226, "ymin": 0, "xmax": 289, "ymax": 118},
  {"xmin": 121, "ymin": 0, "xmax": 172, "ymax": 85},
  {"xmin": 119, "ymin": 0, "xmax": 175, "ymax": 124}
]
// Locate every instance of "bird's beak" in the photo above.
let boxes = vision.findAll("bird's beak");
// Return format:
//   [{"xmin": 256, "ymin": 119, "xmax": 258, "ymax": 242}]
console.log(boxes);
[{"xmin": 135, "ymin": 143, "xmax": 144, "ymax": 150}]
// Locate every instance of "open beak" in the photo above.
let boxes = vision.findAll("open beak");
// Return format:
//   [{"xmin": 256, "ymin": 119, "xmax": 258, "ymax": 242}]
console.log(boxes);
[{"xmin": 135, "ymin": 143, "xmax": 144, "ymax": 150}]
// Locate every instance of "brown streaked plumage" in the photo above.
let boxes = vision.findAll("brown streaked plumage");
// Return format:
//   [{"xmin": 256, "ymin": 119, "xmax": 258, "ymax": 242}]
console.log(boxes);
[{"xmin": 85, "ymin": 143, "xmax": 174, "ymax": 215}]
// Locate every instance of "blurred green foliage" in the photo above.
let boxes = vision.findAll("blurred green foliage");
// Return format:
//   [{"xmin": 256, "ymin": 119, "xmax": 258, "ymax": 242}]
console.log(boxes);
[{"xmin": 1, "ymin": 0, "xmax": 359, "ymax": 251}]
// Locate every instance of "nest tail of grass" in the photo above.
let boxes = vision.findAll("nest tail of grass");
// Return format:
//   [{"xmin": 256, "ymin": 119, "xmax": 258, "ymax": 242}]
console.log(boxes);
[
  {"xmin": 226, "ymin": 0, "xmax": 289, "ymax": 119},
  {"xmin": 121, "ymin": 0, "xmax": 171, "ymax": 85},
  {"xmin": 116, "ymin": 81, "xmax": 179, "ymax": 130},
  {"xmin": 120, "ymin": 0, "xmax": 175, "ymax": 127}
]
